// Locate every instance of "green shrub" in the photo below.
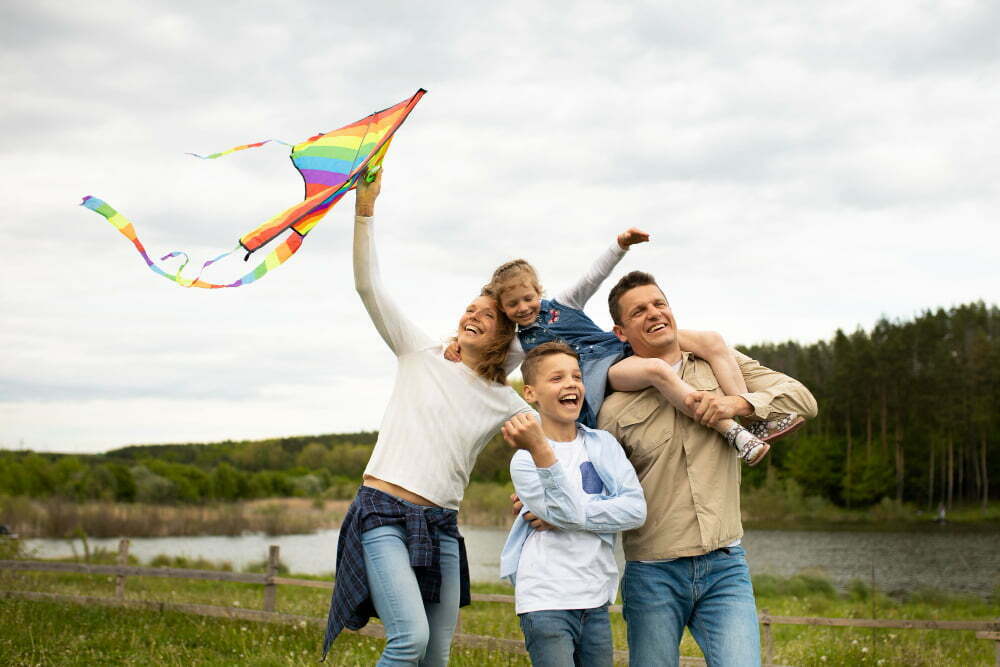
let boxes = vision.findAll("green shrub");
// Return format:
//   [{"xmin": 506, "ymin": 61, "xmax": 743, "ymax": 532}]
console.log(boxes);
[
  {"xmin": 459, "ymin": 481, "xmax": 516, "ymax": 527},
  {"xmin": 0, "ymin": 536, "xmax": 25, "ymax": 560},
  {"xmin": 847, "ymin": 578, "xmax": 872, "ymax": 601},
  {"xmin": 243, "ymin": 557, "xmax": 289, "ymax": 575},
  {"xmin": 868, "ymin": 497, "xmax": 917, "ymax": 522},
  {"xmin": 753, "ymin": 572, "xmax": 837, "ymax": 599},
  {"xmin": 323, "ymin": 476, "xmax": 361, "ymax": 500},
  {"xmin": 148, "ymin": 554, "xmax": 233, "ymax": 571}
]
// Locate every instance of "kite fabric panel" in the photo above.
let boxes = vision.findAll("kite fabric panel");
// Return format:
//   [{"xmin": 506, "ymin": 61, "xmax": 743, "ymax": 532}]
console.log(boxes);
[{"xmin": 82, "ymin": 88, "xmax": 426, "ymax": 289}]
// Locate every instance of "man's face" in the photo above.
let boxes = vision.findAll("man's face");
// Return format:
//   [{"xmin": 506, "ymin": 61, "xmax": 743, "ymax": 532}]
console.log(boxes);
[{"xmin": 612, "ymin": 284, "xmax": 679, "ymax": 358}]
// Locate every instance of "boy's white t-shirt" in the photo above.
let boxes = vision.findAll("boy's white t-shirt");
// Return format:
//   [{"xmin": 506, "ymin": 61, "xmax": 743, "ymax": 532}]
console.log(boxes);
[{"xmin": 514, "ymin": 434, "xmax": 619, "ymax": 614}]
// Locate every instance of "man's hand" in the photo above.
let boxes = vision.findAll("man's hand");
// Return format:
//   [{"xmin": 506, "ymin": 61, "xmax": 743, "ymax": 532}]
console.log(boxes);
[
  {"xmin": 617, "ymin": 227, "xmax": 650, "ymax": 250},
  {"xmin": 355, "ymin": 169, "xmax": 381, "ymax": 217},
  {"xmin": 510, "ymin": 493, "xmax": 557, "ymax": 531},
  {"xmin": 685, "ymin": 392, "xmax": 753, "ymax": 426},
  {"xmin": 443, "ymin": 340, "xmax": 462, "ymax": 363}
]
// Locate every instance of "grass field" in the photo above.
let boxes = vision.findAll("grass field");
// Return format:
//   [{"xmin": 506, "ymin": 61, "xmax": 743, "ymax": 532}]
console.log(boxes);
[{"xmin": 1, "ymin": 550, "xmax": 999, "ymax": 666}]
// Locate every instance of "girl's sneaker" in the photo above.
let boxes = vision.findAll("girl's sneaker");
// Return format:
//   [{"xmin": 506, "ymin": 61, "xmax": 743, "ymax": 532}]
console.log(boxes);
[
  {"xmin": 746, "ymin": 413, "xmax": 805, "ymax": 443},
  {"xmin": 723, "ymin": 424, "xmax": 771, "ymax": 466}
]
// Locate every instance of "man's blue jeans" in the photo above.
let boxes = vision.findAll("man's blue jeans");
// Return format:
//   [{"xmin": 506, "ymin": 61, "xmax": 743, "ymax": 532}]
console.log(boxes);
[
  {"xmin": 362, "ymin": 524, "xmax": 460, "ymax": 666},
  {"xmin": 621, "ymin": 546, "xmax": 760, "ymax": 667},
  {"xmin": 518, "ymin": 604, "xmax": 614, "ymax": 667}
]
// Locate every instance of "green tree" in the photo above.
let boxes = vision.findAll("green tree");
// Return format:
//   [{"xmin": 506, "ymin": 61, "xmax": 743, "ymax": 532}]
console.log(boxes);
[
  {"xmin": 131, "ymin": 465, "xmax": 177, "ymax": 503},
  {"xmin": 107, "ymin": 463, "xmax": 137, "ymax": 502},
  {"xmin": 209, "ymin": 463, "xmax": 241, "ymax": 501},
  {"xmin": 296, "ymin": 442, "xmax": 330, "ymax": 471},
  {"xmin": 784, "ymin": 434, "xmax": 844, "ymax": 501}
]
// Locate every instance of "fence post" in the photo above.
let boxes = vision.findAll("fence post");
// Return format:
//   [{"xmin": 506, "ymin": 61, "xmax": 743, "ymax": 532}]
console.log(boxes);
[
  {"xmin": 115, "ymin": 539, "xmax": 130, "ymax": 600},
  {"xmin": 263, "ymin": 545, "xmax": 279, "ymax": 612},
  {"xmin": 760, "ymin": 608, "xmax": 773, "ymax": 665},
  {"xmin": 993, "ymin": 618, "xmax": 1000, "ymax": 667}
]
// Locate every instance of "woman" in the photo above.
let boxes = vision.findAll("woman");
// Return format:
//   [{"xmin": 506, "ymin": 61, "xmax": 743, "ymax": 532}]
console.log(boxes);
[{"xmin": 323, "ymin": 171, "xmax": 534, "ymax": 666}]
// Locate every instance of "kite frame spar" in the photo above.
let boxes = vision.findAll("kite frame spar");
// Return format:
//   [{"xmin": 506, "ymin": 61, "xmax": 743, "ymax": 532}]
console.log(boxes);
[{"xmin": 82, "ymin": 88, "xmax": 426, "ymax": 289}]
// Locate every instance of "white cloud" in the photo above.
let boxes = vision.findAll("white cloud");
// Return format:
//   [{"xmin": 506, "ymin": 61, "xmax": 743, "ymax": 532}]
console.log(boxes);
[{"xmin": 2, "ymin": 0, "xmax": 998, "ymax": 452}]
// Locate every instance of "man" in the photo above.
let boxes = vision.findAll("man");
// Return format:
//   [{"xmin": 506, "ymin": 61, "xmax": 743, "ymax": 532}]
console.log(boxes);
[{"xmin": 597, "ymin": 270, "xmax": 818, "ymax": 667}]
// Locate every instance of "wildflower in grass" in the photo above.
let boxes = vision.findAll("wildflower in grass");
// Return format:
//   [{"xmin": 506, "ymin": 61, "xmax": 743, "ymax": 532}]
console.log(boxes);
[{"xmin": 861, "ymin": 646, "xmax": 869, "ymax": 653}]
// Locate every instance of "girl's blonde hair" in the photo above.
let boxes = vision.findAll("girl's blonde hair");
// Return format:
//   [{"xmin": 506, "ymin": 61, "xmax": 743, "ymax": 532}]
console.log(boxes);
[
  {"xmin": 471, "ymin": 285, "xmax": 516, "ymax": 384},
  {"xmin": 488, "ymin": 259, "xmax": 543, "ymax": 304}
]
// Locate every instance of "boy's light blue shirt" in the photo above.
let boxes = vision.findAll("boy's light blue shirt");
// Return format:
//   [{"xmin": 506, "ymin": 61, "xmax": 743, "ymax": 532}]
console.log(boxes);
[{"xmin": 499, "ymin": 423, "xmax": 647, "ymax": 585}]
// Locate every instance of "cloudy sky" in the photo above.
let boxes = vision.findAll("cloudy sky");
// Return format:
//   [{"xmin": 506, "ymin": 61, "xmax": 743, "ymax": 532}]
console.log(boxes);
[{"xmin": 2, "ymin": 1, "xmax": 997, "ymax": 454}]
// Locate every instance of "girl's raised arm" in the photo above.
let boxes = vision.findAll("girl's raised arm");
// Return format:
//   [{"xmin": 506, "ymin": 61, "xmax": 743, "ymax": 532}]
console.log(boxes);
[{"xmin": 555, "ymin": 228, "xmax": 649, "ymax": 309}]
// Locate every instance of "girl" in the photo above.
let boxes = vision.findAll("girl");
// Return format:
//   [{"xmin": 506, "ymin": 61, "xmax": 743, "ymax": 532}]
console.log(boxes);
[
  {"xmin": 452, "ymin": 231, "xmax": 801, "ymax": 464},
  {"xmin": 323, "ymin": 171, "xmax": 534, "ymax": 666}
]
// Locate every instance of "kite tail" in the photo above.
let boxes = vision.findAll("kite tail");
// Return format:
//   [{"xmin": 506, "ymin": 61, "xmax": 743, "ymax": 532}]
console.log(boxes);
[
  {"xmin": 186, "ymin": 139, "xmax": 294, "ymax": 160},
  {"xmin": 80, "ymin": 196, "xmax": 303, "ymax": 289}
]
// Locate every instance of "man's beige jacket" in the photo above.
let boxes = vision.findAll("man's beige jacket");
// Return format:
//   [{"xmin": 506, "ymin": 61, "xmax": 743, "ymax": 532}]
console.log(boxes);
[{"xmin": 598, "ymin": 350, "xmax": 818, "ymax": 561}]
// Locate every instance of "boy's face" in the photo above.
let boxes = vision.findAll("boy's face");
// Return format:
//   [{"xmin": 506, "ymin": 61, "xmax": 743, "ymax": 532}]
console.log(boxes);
[{"xmin": 523, "ymin": 353, "xmax": 585, "ymax": 426}]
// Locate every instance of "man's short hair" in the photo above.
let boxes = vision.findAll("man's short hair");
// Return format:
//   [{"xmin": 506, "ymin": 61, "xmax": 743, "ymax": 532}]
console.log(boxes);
[
  {"xmin": 608, "ymin": 270, "xmax": 661, "ymax": 325},
  {"xmin": 521, "ymin": 341, "xmax": 579, "ymax": 386}
]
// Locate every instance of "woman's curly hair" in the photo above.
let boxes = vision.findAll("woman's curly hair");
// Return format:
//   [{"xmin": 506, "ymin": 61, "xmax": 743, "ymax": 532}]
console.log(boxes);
[{"xmin": 471, "ymin": 285, "xmax": 516, "ymax": 384}]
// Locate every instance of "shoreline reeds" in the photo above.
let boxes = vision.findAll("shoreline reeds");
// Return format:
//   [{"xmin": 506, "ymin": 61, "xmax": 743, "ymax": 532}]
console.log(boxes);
[{"xmin": 0, "ymin": 496, "xmax": 349, "ymax": 539}]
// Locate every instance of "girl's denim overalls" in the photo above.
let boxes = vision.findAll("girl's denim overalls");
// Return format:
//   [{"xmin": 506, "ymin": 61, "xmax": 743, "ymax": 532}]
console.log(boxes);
[{"xmin": 518, "ymin": 298, "xmax": 628, "ymax": 427}]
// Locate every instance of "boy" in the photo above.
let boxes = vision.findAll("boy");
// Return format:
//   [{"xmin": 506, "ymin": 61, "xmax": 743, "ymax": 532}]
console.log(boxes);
[{"xmin": 499, "ymin": 341, "xmax": 646, "ymax": 667}]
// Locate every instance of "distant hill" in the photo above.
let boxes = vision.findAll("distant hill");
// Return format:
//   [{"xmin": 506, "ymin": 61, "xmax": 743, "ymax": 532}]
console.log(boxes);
[{"xmin": 105, "ymin": 431, "xmax": 379, "ymax": 469}]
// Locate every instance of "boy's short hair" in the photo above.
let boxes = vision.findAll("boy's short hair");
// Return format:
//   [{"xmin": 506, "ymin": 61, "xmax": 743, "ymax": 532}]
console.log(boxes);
[
  {"xmin": 608, "ymin": 270, "xmax": 662, "ymax": 325},
  {"xmin": 521, "ymin": 341, "xmax": 579, "ymax": 386}
]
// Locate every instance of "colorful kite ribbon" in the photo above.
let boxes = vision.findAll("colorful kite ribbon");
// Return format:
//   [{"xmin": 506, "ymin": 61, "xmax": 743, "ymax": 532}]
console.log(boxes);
[{"xmin": 82, "ymin": 89, "xmax": 426, "ymax": 289}]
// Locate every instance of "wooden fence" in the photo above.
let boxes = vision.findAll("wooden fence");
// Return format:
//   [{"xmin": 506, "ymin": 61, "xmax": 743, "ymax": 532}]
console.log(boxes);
[{"xmin": 2, "ymin": 540, "xmax": 999, "ymax": 666}]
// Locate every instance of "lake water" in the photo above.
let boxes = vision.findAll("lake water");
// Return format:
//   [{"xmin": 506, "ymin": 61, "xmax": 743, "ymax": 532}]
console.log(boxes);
[{"xmin": 23, "ymin": 526, "xmax": 1000, "ymax": 596}]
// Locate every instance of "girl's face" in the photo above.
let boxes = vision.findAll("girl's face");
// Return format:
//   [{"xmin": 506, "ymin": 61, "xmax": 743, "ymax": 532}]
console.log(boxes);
[
  {"xmin": 500, "ymin": 283, "xmax": 541, "ymax": 327},
  {"xmin": 457, "ymin": 296, "xmax": 502, "ymax": 352}
]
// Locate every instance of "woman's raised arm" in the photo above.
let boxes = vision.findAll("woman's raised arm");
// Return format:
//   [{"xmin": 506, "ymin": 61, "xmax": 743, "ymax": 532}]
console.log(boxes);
[{"xmin": 353, "ymin": 172, "xmax": 434, "ymax": 356}]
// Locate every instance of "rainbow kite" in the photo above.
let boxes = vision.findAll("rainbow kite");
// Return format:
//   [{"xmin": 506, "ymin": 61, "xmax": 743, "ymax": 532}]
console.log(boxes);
[{"xmin": 82, "ymin": 89, "xmax": 426, "ymax": 289}]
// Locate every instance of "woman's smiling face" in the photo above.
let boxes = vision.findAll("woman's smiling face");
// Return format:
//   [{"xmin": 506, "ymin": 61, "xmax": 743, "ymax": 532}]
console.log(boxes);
[{"xmin": 457, "ymin": 295, "xmax": 502, "ymax": 351}]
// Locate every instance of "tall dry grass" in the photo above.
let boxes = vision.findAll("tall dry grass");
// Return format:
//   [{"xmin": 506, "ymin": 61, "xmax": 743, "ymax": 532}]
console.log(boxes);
[{"xmin": 0, "ymin": 496, "xmax": 350, "ymax": 538}]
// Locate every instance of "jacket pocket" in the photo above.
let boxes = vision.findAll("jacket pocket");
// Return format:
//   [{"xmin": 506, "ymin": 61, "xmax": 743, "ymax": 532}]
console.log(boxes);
[
  {"xmin": 617, "ymin": 393, "xmax": 673, "ymax": 465},
  {"xmin": 687, "ymin": 363, "xmax": 721, "ymax": 392}
]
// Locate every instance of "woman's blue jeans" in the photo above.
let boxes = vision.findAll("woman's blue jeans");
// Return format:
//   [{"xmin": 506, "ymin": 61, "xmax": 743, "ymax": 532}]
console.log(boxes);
[
  {"xmin": 518, "ymin": 604, "xmax": 614, "ymax": 667},
  {"xmin": 621, "ymin": 546, "xmax": 761, "ymax": 667},
  {"xmin": 362, "ymin": 524, "xmax": 460, "ymax": 666}
]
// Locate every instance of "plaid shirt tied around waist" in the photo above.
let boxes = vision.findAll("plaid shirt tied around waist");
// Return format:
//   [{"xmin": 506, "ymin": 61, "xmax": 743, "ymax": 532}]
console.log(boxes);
[{"xmin": 322, "ymin": 486, "xmax": 471, "ymax": 659}]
